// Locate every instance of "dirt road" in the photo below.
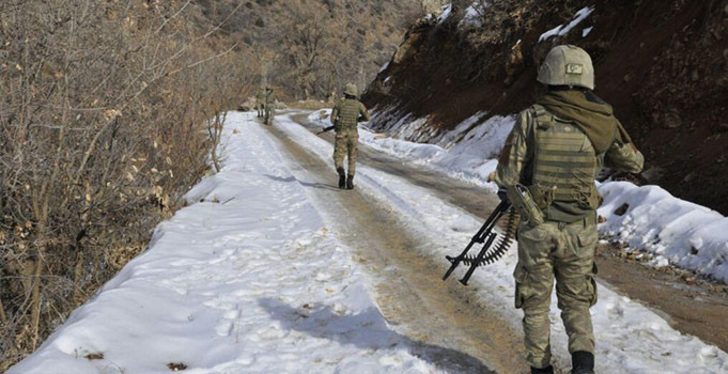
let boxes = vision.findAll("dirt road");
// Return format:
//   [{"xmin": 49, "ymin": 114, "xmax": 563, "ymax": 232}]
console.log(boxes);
[
  {"xmin": 286, "ymin": 112, "xmax": 728, "ymax": 355},
  {"xmin": 262, "ymin": 117, "xmax": 528, "ymax": 373}
]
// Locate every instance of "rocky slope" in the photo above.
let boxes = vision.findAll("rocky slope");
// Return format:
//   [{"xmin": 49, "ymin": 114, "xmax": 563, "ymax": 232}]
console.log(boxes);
[{"xmin": 364, "ymin": 0, "xmax": 728, "ymax": 214}]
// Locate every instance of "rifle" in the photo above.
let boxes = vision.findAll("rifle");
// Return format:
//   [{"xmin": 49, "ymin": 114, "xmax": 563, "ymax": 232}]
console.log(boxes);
[
  {"xmin": 317, "ymin": 125, "xmax": 335, "ymax": 135},
  {"xmin": 443, "ymin": 200, "xmax": 517, "ymax": 285}
]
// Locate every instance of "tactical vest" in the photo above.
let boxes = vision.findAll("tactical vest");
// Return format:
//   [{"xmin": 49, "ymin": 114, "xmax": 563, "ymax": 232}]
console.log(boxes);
[
  {"xmin": 336, "ymin": 99, "xmax": 361, "ymax": 131},
  {"xmin": 528, "ymin": 104, "xmax": 601, "ymax": 219}
]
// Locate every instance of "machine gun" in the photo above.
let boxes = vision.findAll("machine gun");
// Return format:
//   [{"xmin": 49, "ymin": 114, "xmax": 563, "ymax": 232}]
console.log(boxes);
[{"xmin": 442, "ymin": 200, "xmax": 519, "ymax": 285}]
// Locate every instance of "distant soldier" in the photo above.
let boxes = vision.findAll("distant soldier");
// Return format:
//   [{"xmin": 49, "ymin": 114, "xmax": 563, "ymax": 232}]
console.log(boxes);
[
  {"xmin": 255, "ymin": 87, "xmax": 266, "ymax": 118},
  {"xmin": 263, "ymin": 86, "xmax": 276, "ymax": 125},
  {"xmin": 330, "ymin": 83, "xmax": 370, "ymax": 189},
  {"xmin": 495, "ymin": 45, "xmax": 644, "ymax": 374}
]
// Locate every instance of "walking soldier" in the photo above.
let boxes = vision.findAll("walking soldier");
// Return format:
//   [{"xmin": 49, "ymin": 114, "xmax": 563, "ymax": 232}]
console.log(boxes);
[
  {"xmin": 264, "ymin": 86, "xmax": 275, "ymax": 125},
  {"xmin": 494, "ymin": 45, "xmax": 644, "ymax": 374},
  {"xmin": 330, "ymin": 83, "xmax": 370, "ymax": 189},
  {"xmin": 256, "ymin": 87, "xmax": 266, "ymax": 118}
]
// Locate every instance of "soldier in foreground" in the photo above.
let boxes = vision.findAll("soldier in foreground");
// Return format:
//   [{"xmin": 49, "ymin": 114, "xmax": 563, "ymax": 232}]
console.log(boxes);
[
  {"xmin": 330, "ymin": 83, "xmax": 370, "ymax": 189},
  {"xmin": 494, "ymin": 45, "xmax": 644, "ymax": 374}
]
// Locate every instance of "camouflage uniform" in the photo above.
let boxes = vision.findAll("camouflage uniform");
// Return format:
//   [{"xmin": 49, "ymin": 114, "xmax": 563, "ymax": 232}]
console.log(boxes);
[
  {"xmin": 256, "ymin": 87, "xmax": 266, "ymax": 118},
  {"xmin": 495, "ymin": 45, "xmax": 644, "ymax": 373},
  {"xmin": 331, "ymin": 83, "xmax": 370, "ymax": 189},
  {"xmin": 264, "ymin": 87, "xmax": 276, "ymax": 125}
]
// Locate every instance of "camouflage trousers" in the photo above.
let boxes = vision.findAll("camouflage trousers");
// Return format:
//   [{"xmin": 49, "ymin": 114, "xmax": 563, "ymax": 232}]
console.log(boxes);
[
  {"xmin": 333, "ymin": 130, "xmax": 358, "ymax": 175},
  {"xmin": 514, "ymin": 215, "xmax": 598, "ymax": 368}
]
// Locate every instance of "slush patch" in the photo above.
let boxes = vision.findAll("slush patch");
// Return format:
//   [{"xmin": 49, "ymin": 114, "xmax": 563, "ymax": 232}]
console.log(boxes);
[{"xmin": 566, "ymin": 63, "xmax": 584, "ymax": 75}]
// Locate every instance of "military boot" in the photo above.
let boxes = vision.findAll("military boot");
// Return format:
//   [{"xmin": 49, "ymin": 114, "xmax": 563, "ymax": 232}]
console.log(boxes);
[
  {"xmin": 571, "ymin": 351, "xmax": 594, "ymax": 374},
  {"xmin": 337, "ymin": 168, "xmax": 346, "ymax": 189},
  {"xmin": 346, "ymin": 174, "xmax": 354, "ymax": 190},
  {"xmin": 531, "ymin": 365, "xmax": 554, "ymax": 374}
]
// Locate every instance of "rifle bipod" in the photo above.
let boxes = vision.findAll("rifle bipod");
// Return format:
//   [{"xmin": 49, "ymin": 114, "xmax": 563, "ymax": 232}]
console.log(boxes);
[{"xmin": 442, "ymin": 200, "xmax": 518, "ymax": 285}]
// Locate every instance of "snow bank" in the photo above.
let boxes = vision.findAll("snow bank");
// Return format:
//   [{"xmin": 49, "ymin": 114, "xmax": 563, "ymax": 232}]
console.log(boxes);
[
  {"xmin": 311, "ymin": 109, "xmax": 728, "ymax": 285},
  {"xmin": 310, "ymin": 110, "xmax": 514, "ymax": 191},
  {"xmin": 10, "ymin": 112, "xmax": 441, "ymax": 374},
  {"xmin": 598, "ymin": 181, "xmax": 728, "ymax": 283}
]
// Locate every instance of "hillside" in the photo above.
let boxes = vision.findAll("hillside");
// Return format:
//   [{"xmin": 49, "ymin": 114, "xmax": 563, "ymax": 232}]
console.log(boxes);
[
  {"xmin": 364, "ymin": 0, "xmax": 728, "ymax": 214},
  {"xmin": 196, "ymin": 0, "xmax": 423, "ymax": 100}
]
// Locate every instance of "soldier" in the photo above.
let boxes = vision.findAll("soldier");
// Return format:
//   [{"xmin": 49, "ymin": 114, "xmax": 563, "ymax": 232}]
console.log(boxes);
[
  {"xmin": 263, "ymin": 86, "xmax": 276, "ymax": 125},
  {"xmin": 494, "ymin": 45, "xmax": 644, "ymax": 374},
  {"xmin": 256, "ymin": 87, "xmax": 266, "ymax": 118},
  {"xmin": 330, "ymin": 83, "xmax": 370, "ymax": 189}
]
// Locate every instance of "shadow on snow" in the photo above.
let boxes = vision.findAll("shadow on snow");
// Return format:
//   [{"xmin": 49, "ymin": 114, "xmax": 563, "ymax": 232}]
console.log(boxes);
[{"xmin": 258, "ymin": 297, "xmax": 494, "ymax": 374}]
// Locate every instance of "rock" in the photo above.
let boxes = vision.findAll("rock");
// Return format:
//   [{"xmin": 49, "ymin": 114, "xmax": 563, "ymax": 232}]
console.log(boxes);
[
  {"xmin": 614, "ymin": 203, "xmax": 630, "ymax": 216},
  {"xmin": 393, "ymin": 32, "xmax": 423, "ymax": 64}
]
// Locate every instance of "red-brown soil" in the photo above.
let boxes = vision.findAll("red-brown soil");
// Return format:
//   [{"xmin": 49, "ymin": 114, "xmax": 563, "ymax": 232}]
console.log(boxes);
[{"xmin": 364, "ymin": 0, "xmax": 728, "ymax": 214}]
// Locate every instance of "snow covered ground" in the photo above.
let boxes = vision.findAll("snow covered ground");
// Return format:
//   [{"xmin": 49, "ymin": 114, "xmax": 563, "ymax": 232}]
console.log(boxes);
[
  {"xmin": 281, "ymin": 112, "xmax": 728, "ymax": 373},
  {"xmin": 9, "ymin": 112, "xmax": 441, "ymax": 374},
  {"xmin": 13, "ymin": 111, "xmax": 728, "ymax": 373},
  {"xmin": 310, "ymin": 109, "xmax": 728, "ymax": 284}
]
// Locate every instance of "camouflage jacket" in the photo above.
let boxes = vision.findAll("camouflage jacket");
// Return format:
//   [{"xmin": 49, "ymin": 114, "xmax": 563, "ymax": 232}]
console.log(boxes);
[
  {"xmin": 495, "ymin": 93, "xmax": 644, "ymax": 222},
  {"xmin": 331, "ymin": 98, "xmax": 370, "ymax": 132}
]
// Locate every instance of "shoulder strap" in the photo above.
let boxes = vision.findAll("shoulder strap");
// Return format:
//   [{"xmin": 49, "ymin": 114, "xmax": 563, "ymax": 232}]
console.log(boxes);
[{"xmin": 530, "ymin": 104, "xmax": 552, "ymax": 130}]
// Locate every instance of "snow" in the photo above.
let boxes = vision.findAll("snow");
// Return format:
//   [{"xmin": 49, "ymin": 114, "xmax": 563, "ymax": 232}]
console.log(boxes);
[
  {"xmin": 10, "ymin": 112, "xmax": 441, "ymax": 374},
  {"xmin": 582, "ymin": 26, "xmax": 594, "ymax": 37},
  {"xmin": 327, "ymin": 108, "xmax": 728, "ymax": 283},
  {"xmin": 459, "ymin": 3, "xmax": 484, "ymax": 28},
  {"xmin": 437, "ymin": 4, "xmax": 452, "ymax": 24},
  {"xmin": 598, "ymin": 181, "xmax": 728, "ymax": 283},
  {"xmin": 539, "ymin": 6, "xmax": 596, "ymax": 42},
  {"xmin": 274, "ymin": 112, "xmax": 728, "ymax": 373},
  {"xmin": 310, "ymin": 109, "xmax": 513, "ymax": 191},
  {"xmin": 378, "ymin": 61, "xmax": 390, "ymax": 73},
  {"xmin": 13, "ymin": 110, "xmax": 728, "ymax": 373}
]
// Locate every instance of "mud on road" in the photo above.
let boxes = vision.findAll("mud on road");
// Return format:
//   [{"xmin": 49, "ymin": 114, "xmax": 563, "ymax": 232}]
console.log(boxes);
[
  {"xmin": 287, "ymin": 113, "xmax": 728, "ymax": 355},
  {"xmin": 263, "ymin": 116, "xmax": 528, "ymax": 373}
]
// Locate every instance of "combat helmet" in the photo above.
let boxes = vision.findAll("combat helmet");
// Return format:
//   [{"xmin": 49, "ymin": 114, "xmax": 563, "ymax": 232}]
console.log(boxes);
[
  {"xmin": 344, "ymin": 83, "xmax": 358, "ymax": 97},
  {"xmin": 537, "ymin": 45, "xmax": 595, "ymax": 90}
]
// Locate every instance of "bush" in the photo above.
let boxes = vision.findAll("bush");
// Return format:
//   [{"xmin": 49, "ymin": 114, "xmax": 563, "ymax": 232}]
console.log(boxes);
[{"xmin": 0, "ymin": 0, "xmax": 255, "ymax": 368}]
